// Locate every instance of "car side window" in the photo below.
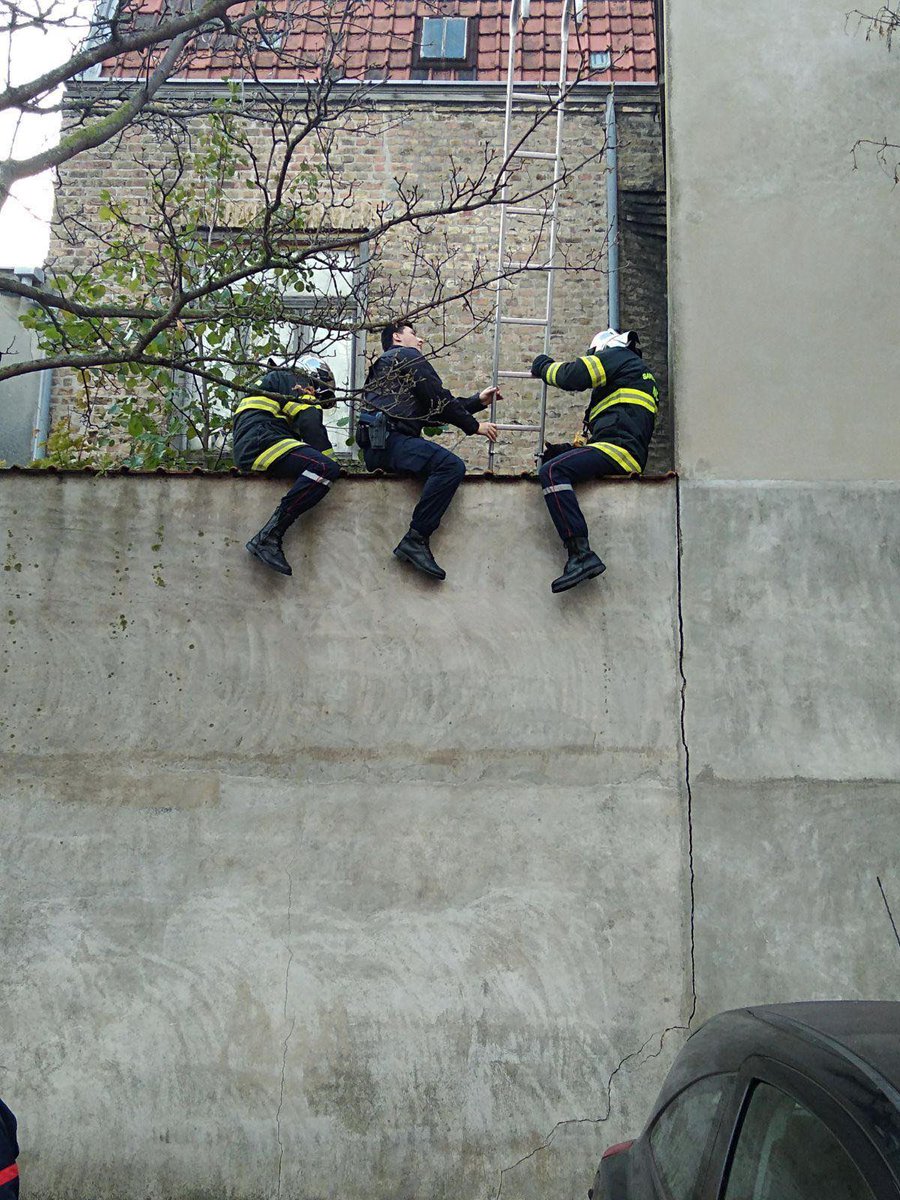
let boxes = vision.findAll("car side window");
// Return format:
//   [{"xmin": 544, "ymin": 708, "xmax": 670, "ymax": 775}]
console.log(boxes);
[
  {"xmin": 648, "ymin": 1075, "xmax": 732, "ymax": 1200},
  {"xmin": 723, "ymin": 1082, "xmax": 875, "ymax": 1200}
]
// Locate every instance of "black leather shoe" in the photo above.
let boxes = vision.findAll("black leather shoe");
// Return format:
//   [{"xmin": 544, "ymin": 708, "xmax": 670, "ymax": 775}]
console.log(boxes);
[
  {"xmin": 551, "ymin": 536, "xmax": 605, "ymax": 593},
  {"xmin": 246, "ymin": 513, "xmax": 292, "ymax": 575},
  {"xmin": 393, "ymin": 528, "xmax": 446, "ymax": 580}
]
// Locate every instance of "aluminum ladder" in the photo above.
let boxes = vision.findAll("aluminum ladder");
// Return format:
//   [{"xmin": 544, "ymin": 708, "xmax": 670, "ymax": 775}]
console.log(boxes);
[{"xmin": 488, "ymin": 0, "xmax": 584, "ymax": 471}]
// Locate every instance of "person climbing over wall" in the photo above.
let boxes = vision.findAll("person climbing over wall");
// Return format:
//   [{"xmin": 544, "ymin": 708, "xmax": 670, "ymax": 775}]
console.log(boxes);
[
  {"xmin": 0, "ymin": 1097, "xmax": 19, "ymax": 1200},
  {"xmin": 530, "ymin": 328, "xmax": 658, "ymax": 593},
  {"xmin": 233, "ymin": 356, "xmax": 341, "ymax": 577},
  {"xmin": 357, "ymin": 319, "xmax": 501, "ymax": 581}
]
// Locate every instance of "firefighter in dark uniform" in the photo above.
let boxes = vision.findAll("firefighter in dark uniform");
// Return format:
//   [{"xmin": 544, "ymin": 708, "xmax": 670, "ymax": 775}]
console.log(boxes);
[
  {"xmin": 531, "ymin": 328, "xmax": 658, "ymax": 592},
  {"xmin": 233, "ymin": 355, "xmax": 341, "ymax": 576},
  {"xmin": 0, "ymin": 1098, "xmax": 19, "ymax": 1200},
  {"xmin": 358, "ymin": 320, "xmax": 500, "ymax": 580}
]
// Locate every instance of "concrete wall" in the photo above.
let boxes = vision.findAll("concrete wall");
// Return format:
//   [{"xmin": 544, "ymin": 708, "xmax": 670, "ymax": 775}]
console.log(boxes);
[
  {"xmin": 665, "ymin": 1, "xmax": 900, "ymax": 479},
  {"xmin": 2, "ymin": 473, "xmax": 898, "ymax": 1198},
  {"xmin": 681, "ymin": 482, "xmax": 900, "ymax": 1020},
  {"xmin": 1, "ymin": 475, "xmax": 689, "ymax": 1200}
]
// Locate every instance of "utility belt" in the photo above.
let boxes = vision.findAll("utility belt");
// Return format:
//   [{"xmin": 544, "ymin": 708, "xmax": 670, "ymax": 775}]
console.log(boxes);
[{"xmin": 357, "ymin": 409, "xmax": 391, "ymax": 450}]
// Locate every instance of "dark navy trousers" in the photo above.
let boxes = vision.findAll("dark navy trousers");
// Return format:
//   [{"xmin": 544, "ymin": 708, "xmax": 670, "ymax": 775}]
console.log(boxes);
[
  {"xmin": 267, "ymin": 446, "xmax": 341, "ymax": 527},
  {"xmin": 538, "ymin": 445, "xmax": 627, "ymax": 542},
  {"xmin": 364, "ymin": 433, "xmax": 466, "ymax": 538}
]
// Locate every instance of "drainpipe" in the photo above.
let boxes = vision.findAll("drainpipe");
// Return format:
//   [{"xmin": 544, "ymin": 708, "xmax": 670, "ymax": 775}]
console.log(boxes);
[
  {"xmin": 31, "ymin": 365, "xmax": 53, "ymax": 461},
  {"xmin": 605, "ymin": 89, "xmax": 620, "ymax": 330},
  {"xmin": 14, "ymin": 269, "xmax": 51, "ymax": 461}
]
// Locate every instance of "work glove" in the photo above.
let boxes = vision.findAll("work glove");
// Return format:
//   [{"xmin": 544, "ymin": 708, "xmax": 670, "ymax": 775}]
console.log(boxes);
[
  {"xmin": 541, "ymin": 441, "xmax": 574, "ymax": 463},
  {"xmin": 531, "ymin": 354, "xmax": 552, "ymax": 378}
]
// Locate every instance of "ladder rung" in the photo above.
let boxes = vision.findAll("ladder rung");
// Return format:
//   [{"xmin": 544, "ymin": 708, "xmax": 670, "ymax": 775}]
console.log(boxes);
[
  {"xmin": 512, "ymin": 150, "xmax": 558, "ymax": 161},
  {"xmin": 508, "ymin": 261, "xmax": 553, "ymax": 270},
  {"xmin": 500, "ymin": 316, "xmax": 548, "ymax": 326},
  {"xmin": 497, "ymin": 370, "xmax": 536, "ymax": 379},
  {"xmin": 506, "ymin": 206, "xmax": 548, "ymax": 216},
  {"xmin": 493, "ymin": 423, "xmax": 542, "ymax": 432}
]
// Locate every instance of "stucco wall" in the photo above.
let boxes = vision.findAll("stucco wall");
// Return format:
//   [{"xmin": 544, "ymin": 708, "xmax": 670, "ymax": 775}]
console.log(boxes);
[
  {"xmin": 2, "ymin": 474, "xmax": 898, "ymax": 1198},
  {"xmin": 665, "ymin": 1, "xmax": 900, "ymax": 479},
  {"xmin": 680, "ymin": 482, "xmax": 900, "ymax": 1019},
  {"xmin": 1, "ymin": 475, "xmax": 688, "ymax": 1200}
]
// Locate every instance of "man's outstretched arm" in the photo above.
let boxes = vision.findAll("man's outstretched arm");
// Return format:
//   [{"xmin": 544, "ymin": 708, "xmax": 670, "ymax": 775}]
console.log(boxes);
[{"xmin": 409, "ymin": 356, "xmax": 500, "ymax": 439}]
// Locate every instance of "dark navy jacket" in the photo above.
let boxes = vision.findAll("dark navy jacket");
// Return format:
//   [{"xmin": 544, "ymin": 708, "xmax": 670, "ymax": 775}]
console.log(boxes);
[
  {"xmin": 232, "ymin": 391, "xmax": 334, "ymax": 472},
  {"xmin": 532, "ymin": 346, "xmax": 658, "ymax": 472},
  {"xmin": 363, "ymin": 347, "xmax": 484, "ymax": 437}
]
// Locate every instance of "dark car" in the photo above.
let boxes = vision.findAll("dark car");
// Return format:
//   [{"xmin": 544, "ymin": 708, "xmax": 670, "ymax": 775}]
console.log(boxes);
[{"xmin": 590, "ymin": 1001, "xmax": 900, "ymax": 1200}]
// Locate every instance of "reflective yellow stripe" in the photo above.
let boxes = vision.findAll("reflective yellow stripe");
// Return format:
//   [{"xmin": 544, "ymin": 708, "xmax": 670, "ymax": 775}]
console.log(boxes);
[
  {"xmin": 282, "ymin": 399, "xmax": 320, "ymax": 418},
  {"xmin": 323, "ymin": 448, "xmax": 336, "ymax": 458},
  {"xmin": 250, "ymin": 438, "xmax": 305, "ymax": 471},
  {"xmin": 586, "ymin": 441, "xmax": 642, "ymax": 474},
  {"xmin": 614, "ymin": 388, "xmax": 657, "ymax": 413},
  {"xmin": 580, "ymin": 355, "xmax": 606, "ymax": 386},
  {"xmin": 235, "ymin": 396, "xmax": 285, "ymax": 418},
  {"xmin": 588, "ymin": 387, "xmax": 658, "ymax": 422},
  {"xmin": 546, "ymin": 362, "xmax": 561, "ymax": 386}
]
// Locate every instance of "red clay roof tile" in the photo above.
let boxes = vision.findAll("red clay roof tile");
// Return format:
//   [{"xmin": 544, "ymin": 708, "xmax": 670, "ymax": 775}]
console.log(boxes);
[{"xmin": 104, "ymin": 0, "xmax": 657, "ymax": 84}]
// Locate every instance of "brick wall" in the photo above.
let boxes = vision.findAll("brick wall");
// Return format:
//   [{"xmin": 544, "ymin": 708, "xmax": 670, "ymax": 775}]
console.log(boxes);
[{"xmin": 49, "ymin": 86, "xmax": 669, "ymax": 474}]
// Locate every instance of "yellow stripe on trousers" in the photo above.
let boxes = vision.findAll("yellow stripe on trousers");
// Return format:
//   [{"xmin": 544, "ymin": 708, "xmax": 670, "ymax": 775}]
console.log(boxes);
[
  {"xmin": 586, "ymin": 441, "xmax": 642, "ymax": 474},
  {"xmin": 251, "ymin": 439, "xmax": 306, "ymax": 471}
]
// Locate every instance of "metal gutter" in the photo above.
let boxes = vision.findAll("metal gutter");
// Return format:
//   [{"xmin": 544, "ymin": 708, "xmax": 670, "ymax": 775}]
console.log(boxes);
[{"xmin": 65, "ymin": 77, "xmax": 660, "ymax": 110}]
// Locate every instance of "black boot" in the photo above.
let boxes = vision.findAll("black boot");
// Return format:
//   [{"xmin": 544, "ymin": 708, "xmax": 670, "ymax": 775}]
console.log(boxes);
[
  {"xmin": 551, "ymin": 536, "xmax": 606, "ymax": 593},
  {"xmin": 393, "ymin": 527, "xmax": 446, "ymax": 580},
  {"xmin": 246, "ymin": 510, "xmax": 292, "ymax": 576}
]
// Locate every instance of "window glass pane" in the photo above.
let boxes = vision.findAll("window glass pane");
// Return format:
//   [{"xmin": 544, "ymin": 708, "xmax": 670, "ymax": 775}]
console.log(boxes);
[
  {"xmin": 420, "ymin": 18, "xmax": 444, "ymax": 58},
  {"xmin": 724, "ymin": 1083, "xmax": 874, "ymax": 1200},
  {"xmin": 649, "ymin": 1075, "xmax": 730, "ymax": 1200},
  {"xmin": 442, "ymin": 17, "xmax": 467, "ymax": 58},
  {"xmin": 183, "ymin": 247, "xmax": 358, "ymax": 457},
  {"xmin": 420, "ymin": 17, "xmax": 467, "ymax": 59}
]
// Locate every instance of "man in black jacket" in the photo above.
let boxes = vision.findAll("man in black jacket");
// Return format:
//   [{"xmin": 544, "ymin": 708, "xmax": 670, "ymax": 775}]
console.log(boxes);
[
  {"xmin": 233, "ymin": 356, "xmax": 341, "ymax": 576},
  {"xmin": 531, "ymin": 328, "xmax": 658, "ymax": 593},
  {"xmin": 359, "ymin": 321, "xmax": 500, "ymax": 580}
]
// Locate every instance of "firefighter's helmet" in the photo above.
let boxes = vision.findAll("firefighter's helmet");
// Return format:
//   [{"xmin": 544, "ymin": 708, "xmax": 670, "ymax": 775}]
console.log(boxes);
[
  {"xmin": 588, "ymin": 328, "xmax": 640, "ymax": 354},
  {"xmin": 295, "ymin": 353, "xmax": 337, "ymax": 408},
  {"xmin": 260, "ymin": 356, "xmax": 337, "ymax": 408}
]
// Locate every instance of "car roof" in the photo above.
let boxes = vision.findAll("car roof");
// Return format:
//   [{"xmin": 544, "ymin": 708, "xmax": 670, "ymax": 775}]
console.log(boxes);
[
  {"xmin": 752, "ymin": 1001, "xmax": 900, "ymax": 1094},
  {"xmin": 655, "ymin": 1001, "xmax": 900, "ymax": 1119}
]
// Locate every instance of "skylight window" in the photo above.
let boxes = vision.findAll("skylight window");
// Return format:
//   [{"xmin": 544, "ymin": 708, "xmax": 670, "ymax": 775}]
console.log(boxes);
[
  {"xmin": 590, "ymin": 49, "xmax": 611, "ymax": 70},
  {"xmin": 420, "ymin": 17, "xmax": 468, "ymax": 60}
]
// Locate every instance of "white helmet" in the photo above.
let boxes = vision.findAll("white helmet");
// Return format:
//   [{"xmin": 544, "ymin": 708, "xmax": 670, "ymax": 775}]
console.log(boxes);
[{"xmin": 589, "ymin": 328, "xmax": 637, "ymax": 353}]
